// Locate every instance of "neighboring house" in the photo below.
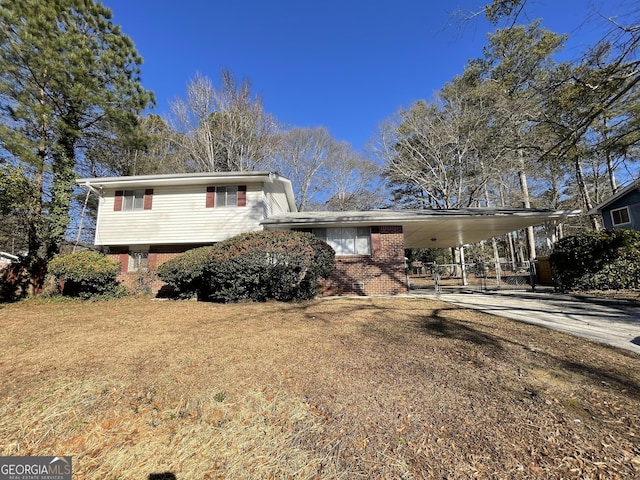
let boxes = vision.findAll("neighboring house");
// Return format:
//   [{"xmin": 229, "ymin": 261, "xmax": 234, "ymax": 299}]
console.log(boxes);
[
  {"xmin": 77, "ymin": 171, "xmax": 570, "ymax": 296},
  {"xmin": 589, "ymin": 179, "xmax": 640, "ymax": 230}
]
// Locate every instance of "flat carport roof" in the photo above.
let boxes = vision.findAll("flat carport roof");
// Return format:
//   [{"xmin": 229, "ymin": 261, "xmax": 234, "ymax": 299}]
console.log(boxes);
[{"xmin": 262, "ymin": 208, "xmax": 578, "ymax": 248}]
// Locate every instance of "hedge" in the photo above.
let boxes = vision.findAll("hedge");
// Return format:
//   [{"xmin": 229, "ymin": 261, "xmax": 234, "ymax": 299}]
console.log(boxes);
[
  {"xmin": 48, "ymin": 251, "xmax": 122, "ymax": 298},
  {"xmin": 155, "ymin": 246, "xmax": 215, "ymax": 299},
  {"xmin": 550, "ymin": 229, "xmax": 640, "ymax": 292},
  {"xmin": 157, "ymin": 230, "xmax": 335, "ymax": 302}
]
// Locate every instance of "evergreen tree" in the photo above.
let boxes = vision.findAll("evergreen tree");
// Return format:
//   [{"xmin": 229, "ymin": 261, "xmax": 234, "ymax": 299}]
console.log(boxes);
[{"xmin": 0, "ymin": 0, "xmax": 154, "ymax": 290}]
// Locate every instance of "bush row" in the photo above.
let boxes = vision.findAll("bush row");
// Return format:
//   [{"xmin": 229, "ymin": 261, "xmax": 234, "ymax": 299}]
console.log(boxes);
[
  {"xmin": 550, "ymin": 229, "xmax": 640, "ymax": 292},
  {"xmin": 157, "ymin": 230, "xmax": 335, "ymax": 302}
]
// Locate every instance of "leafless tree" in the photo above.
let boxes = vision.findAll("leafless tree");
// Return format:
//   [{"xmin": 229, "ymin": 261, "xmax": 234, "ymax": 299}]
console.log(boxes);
[
  {"xmin": 269, "ymin": 127, "xmax": 334, "ymax": 211},
  {"xmin": 170, "ymin": 70, "xmax": 278, "ymax": 172},
  {"xmin": 270, "ymin": 126, "xmax": 384, "ymax": 211},
  {"xmin": 322, "ymin": 141, "xmax": 385, "ymax": 211},
  {"xmin": 376, "ymin": 85, "xmax": 491, "ymax": 210}
]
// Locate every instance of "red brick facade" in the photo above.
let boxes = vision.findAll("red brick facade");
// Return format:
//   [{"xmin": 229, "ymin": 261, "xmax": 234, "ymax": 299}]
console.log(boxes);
[
  {"xmin": 108, "ymin": 226, "xmax": 407, "ymax": 297},
  {"xmin": 107, "ymin": 247, "xmax": 188, "ymax": 295},
  {"xmin": 320, "ymin": 226, "xmax": 407, "ymax": 296}
]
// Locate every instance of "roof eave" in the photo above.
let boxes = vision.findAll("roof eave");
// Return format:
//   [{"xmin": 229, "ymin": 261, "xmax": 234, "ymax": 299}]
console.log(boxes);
[
  {"xmin": 76, "ymin": 171, "xmax": 278, "ymax": 189},
  {"xmin": 261, "ymin": 209, "xmax": 579, "ymax": 228}
]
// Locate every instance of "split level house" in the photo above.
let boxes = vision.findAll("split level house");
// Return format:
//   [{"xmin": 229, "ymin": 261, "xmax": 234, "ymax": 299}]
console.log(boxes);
[{"xmin": 77, "ymin": 171, "xmax": 570, "ymax": 296}]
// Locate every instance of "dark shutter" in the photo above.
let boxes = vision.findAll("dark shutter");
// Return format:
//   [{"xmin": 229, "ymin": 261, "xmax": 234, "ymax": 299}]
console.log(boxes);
[
  {"xmin": 147, "ymin": 253, "xmax": 157, "ymax": 270},
  {"xmin": 237, "ymin": 185, "xmax": 247, "ymax": 207},
  {"xmin": 143, "ymin": 189, "xmax": 154, "ymax": 210},
  {"xmin": 206, "ymin": 186, "xmax": 215, "ymax": 208},
  {"xmin": 371, "ymin": 226, "xmax": 381, "ymax": 257},
  {"xmin": 114, "ymin": 190, "xmax": 124, "ymax": 211},
  {"xmin": 119, "ymin": 253, "xmax": 129, "ymax": 273}
]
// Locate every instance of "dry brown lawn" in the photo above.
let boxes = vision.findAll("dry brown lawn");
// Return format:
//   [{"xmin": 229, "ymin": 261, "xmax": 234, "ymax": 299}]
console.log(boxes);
[{"xmin": 1, "ymin": 296, "xmax": 639, "ymax": 479}]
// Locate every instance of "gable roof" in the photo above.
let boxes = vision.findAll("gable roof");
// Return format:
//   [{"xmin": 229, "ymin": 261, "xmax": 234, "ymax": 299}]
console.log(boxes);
[
  {"xmin": 262, "ymin": 208, "xmax": 577, "ymax": 248},
  {"xmin": 589, "ymin": 178, "xmax": 640, "ymax": 215}
]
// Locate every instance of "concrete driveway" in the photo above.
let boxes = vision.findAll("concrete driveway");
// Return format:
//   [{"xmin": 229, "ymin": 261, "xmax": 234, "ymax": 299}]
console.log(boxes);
[{"xmin": 416, "ymin": 289, "xmax": 640, "ymax": 355}]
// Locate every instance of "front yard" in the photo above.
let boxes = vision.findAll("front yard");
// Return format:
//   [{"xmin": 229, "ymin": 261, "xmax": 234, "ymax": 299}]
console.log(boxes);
[{"xmin": 1, "ymin": 296, "xmax": 638, "ymax": 479}]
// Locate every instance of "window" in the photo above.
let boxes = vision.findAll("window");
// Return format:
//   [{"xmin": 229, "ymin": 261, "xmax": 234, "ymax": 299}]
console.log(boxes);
[
  {"xmin": 313, "ymin": 227, "xmax": 371, "ymax": 255},
  {"xmin": 611, "ymin": 206, "xmax": 631, "ymax": 226},
  {"xmin": 123, "ymin": 190, "xmax": 144, "ymax": 211},
  {"xmin": 114, "ymin": 189, "xmax": 153, "ymax": 211},
  {"xmin": 128, "ymin": 251, "xmax": 148, "ymax": 272},
  {"xmin": 206, "ymin": 185, "xmax": 247, "ymax": 208},
  {"xmin": 216, "ymin": 186, "xmax": 237, "ymax": 207}
]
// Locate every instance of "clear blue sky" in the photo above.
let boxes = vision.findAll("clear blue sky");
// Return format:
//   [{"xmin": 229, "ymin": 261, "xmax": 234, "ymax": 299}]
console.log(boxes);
[{"xmin": 103, "ymin": 0, "xmax": 618, "ymax": 152}]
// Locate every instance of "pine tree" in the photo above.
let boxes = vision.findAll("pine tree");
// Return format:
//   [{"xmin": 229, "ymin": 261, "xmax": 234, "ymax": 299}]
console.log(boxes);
[{"xmin": 0, "ymin": 0, "xmax": 154, "ymax": 290}]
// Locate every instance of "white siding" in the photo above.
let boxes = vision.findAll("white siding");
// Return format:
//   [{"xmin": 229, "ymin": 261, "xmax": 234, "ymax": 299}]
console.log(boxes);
[
  {"xmin": 95, "ymin": 183, "xmax": 265, "ymax": 246},
  {"xmin": 263, "ymin": 179, "xmax": 293, "ymax": 217}
]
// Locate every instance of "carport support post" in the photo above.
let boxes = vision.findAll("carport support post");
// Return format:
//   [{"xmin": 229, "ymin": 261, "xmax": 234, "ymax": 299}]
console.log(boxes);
[
  {"xmin": 529, "ymin": 260, "xmax": 537, "ymax": 293},
  {"xmin": 459, "ymin": 246, "xmax": 468, "ymax": 286}
]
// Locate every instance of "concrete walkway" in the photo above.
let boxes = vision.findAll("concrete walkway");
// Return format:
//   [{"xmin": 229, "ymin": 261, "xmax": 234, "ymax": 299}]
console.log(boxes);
[{"xmin": 414, "ymin": 289, "xmax": 640, "ymax": 355}]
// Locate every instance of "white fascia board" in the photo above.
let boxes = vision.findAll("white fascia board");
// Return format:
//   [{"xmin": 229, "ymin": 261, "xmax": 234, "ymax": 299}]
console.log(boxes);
[
  {"xmin": 262, "ymin": 209, "xmax": 578, "ymax": 228},
  {"xmin": 76, "ymin": 171, "xmax": 277, "ymax": 189}
]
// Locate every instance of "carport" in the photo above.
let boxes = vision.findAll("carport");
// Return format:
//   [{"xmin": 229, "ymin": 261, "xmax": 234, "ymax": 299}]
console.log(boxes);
[
  {"xmin": 262, "ymin": 208, "xmax": 576, "ymax": 295},
  {"xmin": 263, "ymin": 208, "xmax": 573, "ymax": 249}
]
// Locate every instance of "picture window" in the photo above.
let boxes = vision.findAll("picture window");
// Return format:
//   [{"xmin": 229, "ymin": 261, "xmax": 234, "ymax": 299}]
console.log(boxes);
[{"xmin": 313, "ymin": 227, "xmax": 371, "ymax": 255}]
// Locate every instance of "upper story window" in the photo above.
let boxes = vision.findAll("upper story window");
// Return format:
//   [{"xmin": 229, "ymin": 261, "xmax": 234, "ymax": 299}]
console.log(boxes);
[
  {"xmin": 217, "ymin": 186, "xmax": 238, "ymax": 207},
  {"xmin": 114, "ymin": 189, "xmax": 153, "ymax": 211},
  {"xmin": 123, "ymin": 190, "xmax": 144, "ymax": 211},
  {"xmin": 313, "ymin": 227, "xmax": 371, "ymax": 255},
  {"xmin": 611, "ymin": 206, "xmax": 631, "ymax": 226},
  {"xmin": 206, "ymin": 185, "xmax": 247, "ymax": 208}
]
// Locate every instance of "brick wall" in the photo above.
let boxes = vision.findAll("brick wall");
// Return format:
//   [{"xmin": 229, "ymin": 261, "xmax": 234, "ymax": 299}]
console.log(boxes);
[
  {"xmin": 107, "ymin": 248, "xmax": 186, "ymax": 295},
  {"xmin": 320, "ymin": 225, "xmax": 407, "ymax": 296},
  {"xmin": 107, "ymin": 228, "xmax": 407, "ymax": 297}
]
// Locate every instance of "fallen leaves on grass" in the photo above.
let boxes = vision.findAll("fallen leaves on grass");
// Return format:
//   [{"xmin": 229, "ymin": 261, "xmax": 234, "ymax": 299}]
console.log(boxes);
[{"xmin": 0, "ymin": 296, "xmax": 638, "ymax": 478}]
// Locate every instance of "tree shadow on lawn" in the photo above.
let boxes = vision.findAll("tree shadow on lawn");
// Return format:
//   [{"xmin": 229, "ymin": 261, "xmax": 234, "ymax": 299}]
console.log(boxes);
[
  {"xmin": 419, "ymin": 308, "xmax": 504, "ymax": 351},
  {"xmin": 286, "ymin": 298, "xmax": 640, "ymax": 398},
  {"xmin": 416, "ymin": 306, "xmax": 640, "ymax": 398},
  {"xmin": 148, "ymin": 473, "xmax": 176, "ymax": 480}
]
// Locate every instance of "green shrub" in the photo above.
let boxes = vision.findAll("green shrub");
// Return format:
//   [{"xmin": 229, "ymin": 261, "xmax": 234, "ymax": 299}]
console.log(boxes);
[
  {"xmin": 48, "ymin": 251, "xmax": 122, "ymax": 299},
  {"xmin": 156, "ymin": 246, "xmax": 216, "ymax": 298},
  {"xmin": 157, "ymin": 231, "xmax": 335, "ymax": 302},
  {"xmin": 550, "ymin": 229, "xmax": 640, "ymax": 292}
]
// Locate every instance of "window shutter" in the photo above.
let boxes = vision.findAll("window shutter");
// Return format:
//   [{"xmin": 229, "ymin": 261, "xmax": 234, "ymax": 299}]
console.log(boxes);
[
  {"xmin": 371, "ymin": 227, "xmax": 382, "ymax": 257},
  {"xmin": 143, "ymin": 189, "xmax": 154, "ymax": 210},
  {"xmin": 206, "ymin": 186, "xmax": 215, "ymax": 208},
  {"xmin": 147, "ymin": 253, "xmax": 157, "ymax": 270},
  {"xmin": 237, "ymin": 185, "xmax": 247, "ymax": 207},
  {"xmin": 119, "ymin": 253, "xmax": 129, "ymax": 273},
  {"xmin": 114, "ymin": 190, "xmax": 124, "ymax": 211}
]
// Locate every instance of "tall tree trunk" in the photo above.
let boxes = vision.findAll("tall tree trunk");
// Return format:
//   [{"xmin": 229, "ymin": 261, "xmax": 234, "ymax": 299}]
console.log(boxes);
[
  {"xmin": 499, "ymin": 186, "xmax": 518, "ymax": 269},
  {"xmin": 606, "ymin": 150, "xmax": 618, "ymax": 193},
  {"xmin": 27, "ymin": 87, "xmax": 48, "ymax": 294},
  {"xmin": 574, "ymin": 156, "xmax": 600, "ymax": 231},
  {"xmin": 600, "ymin": 115, "xmax": 618, "ymax": 194},
  {"xmin": 483, "ymin": 183, "xmax": 501, "ymax": 278},
  {"xmin": 518, "ymin": 151, "xmax": 537, "ymax": 260},
  {"xmin": 458, "ymin": 246, "xmax": 468, "ymax": 286},
  {"xmin": 47, "ymin": 130, "xmax": 77, "ymax": 259}
]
